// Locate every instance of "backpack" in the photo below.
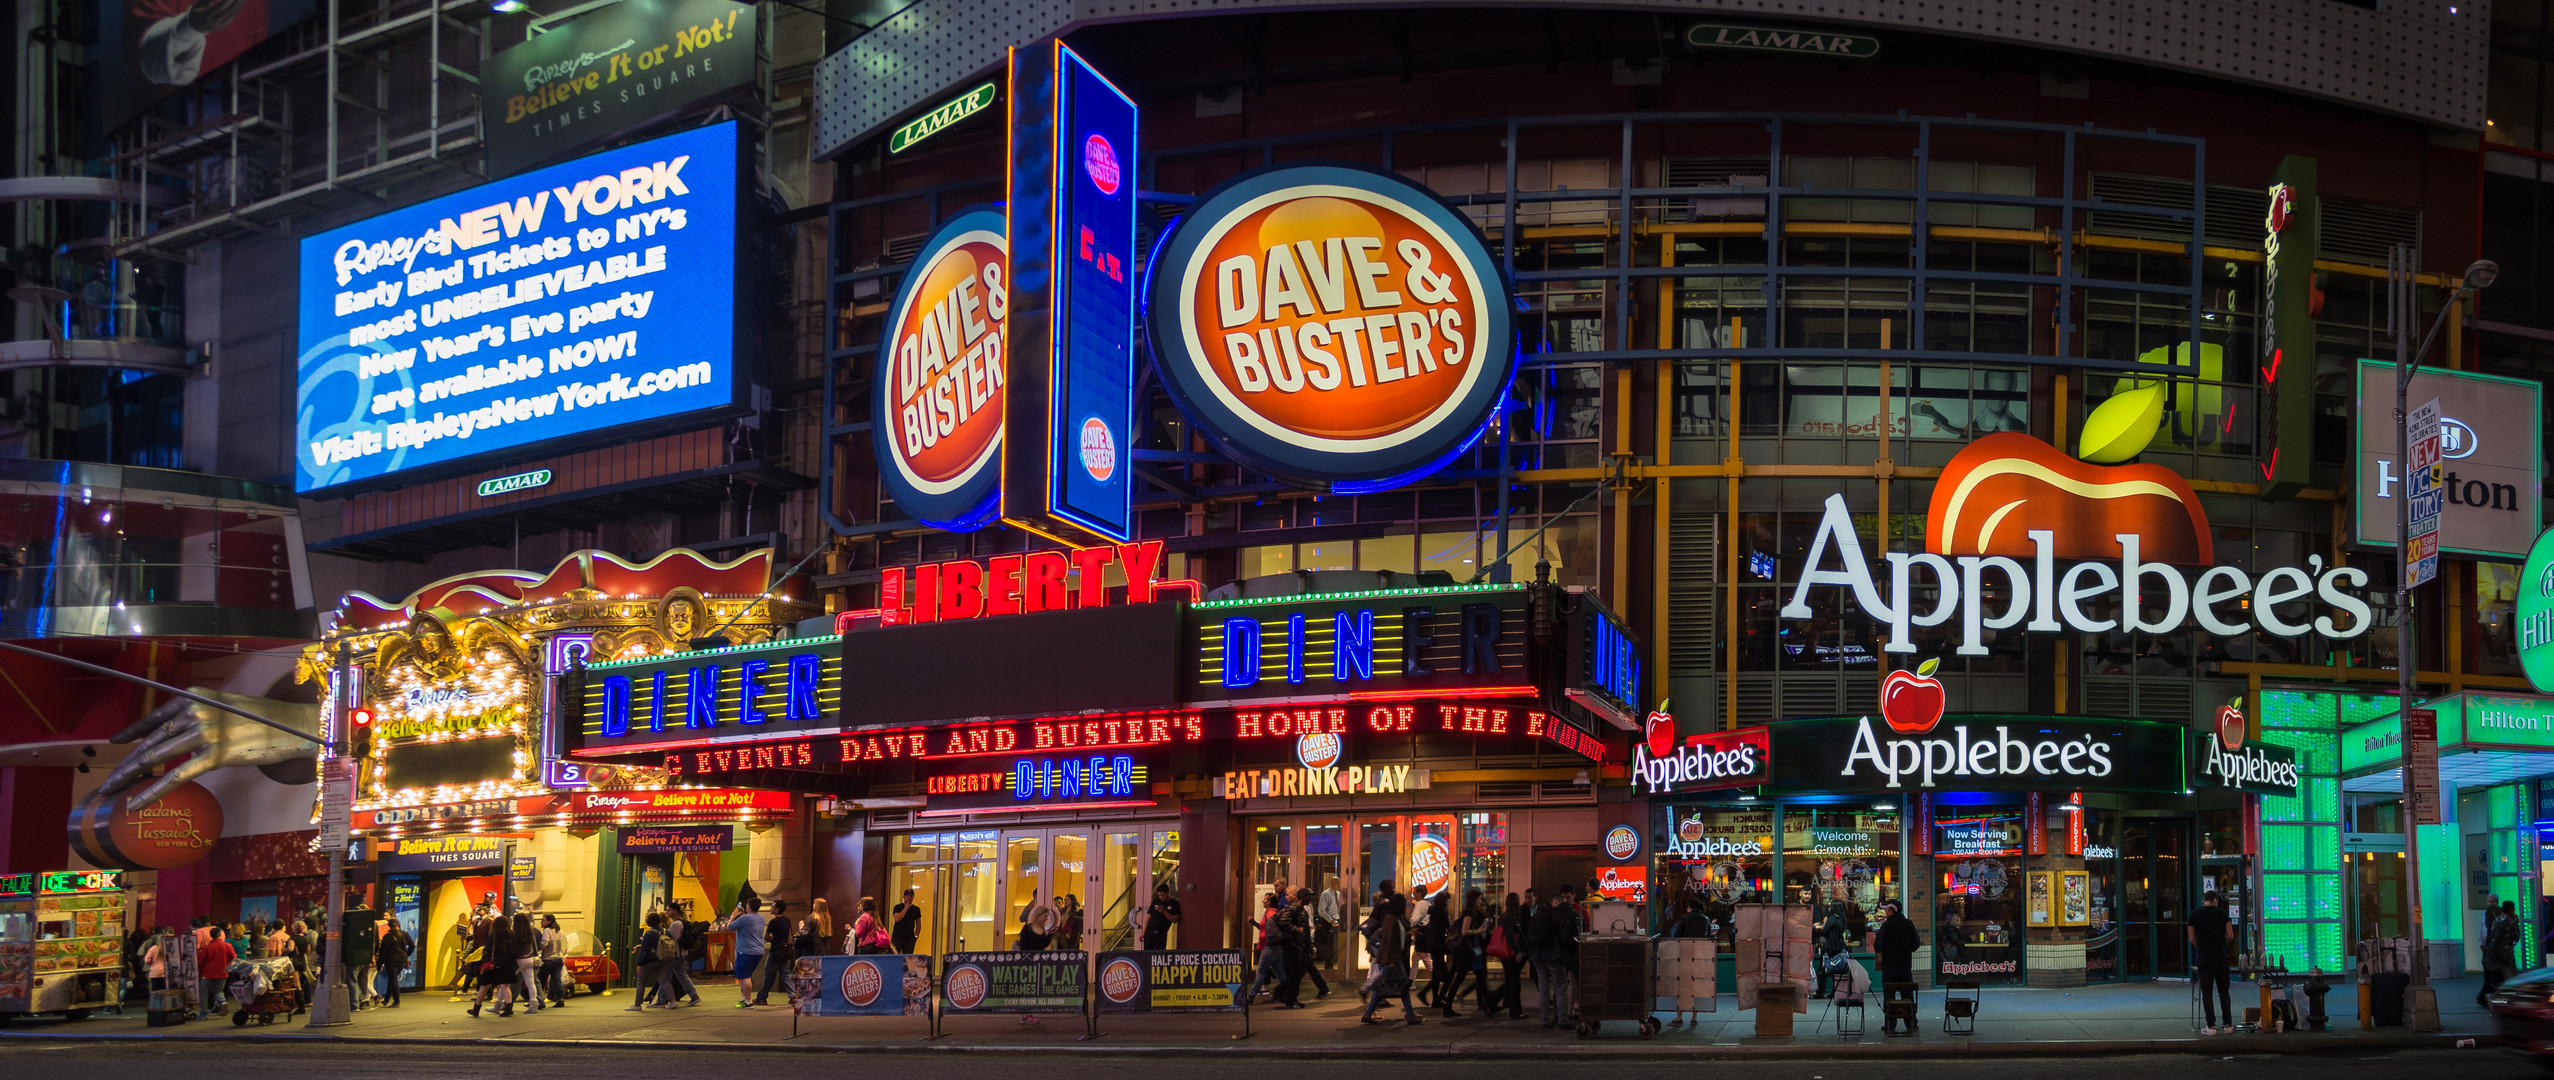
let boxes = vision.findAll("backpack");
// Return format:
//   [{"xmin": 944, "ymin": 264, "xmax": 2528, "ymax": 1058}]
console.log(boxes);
[
  {"xmin": 677, "ymin": 919, "xmax": 705, "ymax": 955},
  {"xmin": 654, "ymin": 931, "xmax": 680, "ymax": 962}
]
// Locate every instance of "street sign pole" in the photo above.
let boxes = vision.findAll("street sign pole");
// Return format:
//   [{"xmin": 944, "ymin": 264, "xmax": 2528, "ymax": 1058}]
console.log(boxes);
[
  {"xmin": 308, "ymin": 643, "xmax": 354, "ymax": 1028},
  {"xmin": 2390, "ymin": 246, "xmax": 2434, "ymax": 1031}
]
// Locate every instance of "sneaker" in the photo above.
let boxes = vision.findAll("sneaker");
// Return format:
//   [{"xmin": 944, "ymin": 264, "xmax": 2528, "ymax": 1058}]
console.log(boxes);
[
  {"xmin": 735, "ymin": 1001, "xmax": 753, "ymax": 1009},
  {"xmin": 1020, "ymin": 1015, "xmax": 1040, "ymax": 1025},
  {"xmin": 2200, "ymin": 1026, "xmax": 2216, "ymax": 1036}
]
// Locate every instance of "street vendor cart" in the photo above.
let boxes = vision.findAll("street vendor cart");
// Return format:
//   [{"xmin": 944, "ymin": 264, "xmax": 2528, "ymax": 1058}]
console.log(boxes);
[{"xmin": 0, "ymin": 870, "xmax": 128, "ymax": 1023}]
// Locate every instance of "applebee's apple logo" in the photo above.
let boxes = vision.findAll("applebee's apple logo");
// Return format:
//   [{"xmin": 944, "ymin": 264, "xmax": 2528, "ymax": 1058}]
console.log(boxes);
[
  {"xmin": 1882, "ymin": 658, "xmax": 1947, "ymax": 734},
  {"xmin": 2215, "ymin": 697, "xmax": 2246, "ymax": 752},
  {"xmin": 1644, "ymin": 700, "xmax": 1675, "ymax": 758}
]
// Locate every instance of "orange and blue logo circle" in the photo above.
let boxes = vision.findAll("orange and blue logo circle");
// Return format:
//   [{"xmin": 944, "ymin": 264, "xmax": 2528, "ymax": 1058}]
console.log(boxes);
[
  {"xmin": 873, "ymin": 206, "xmax": 1008, "ymax": 529},
  {"xmin": 1146, "ymin": 163, "xmax": 1513, "ymax": 491}
]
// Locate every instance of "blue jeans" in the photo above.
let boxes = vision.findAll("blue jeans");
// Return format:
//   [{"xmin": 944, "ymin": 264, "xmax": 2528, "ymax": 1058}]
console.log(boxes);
[{"xmin": 1534, "ymin": 961, "xmax": 1574, "ymax": 1023}]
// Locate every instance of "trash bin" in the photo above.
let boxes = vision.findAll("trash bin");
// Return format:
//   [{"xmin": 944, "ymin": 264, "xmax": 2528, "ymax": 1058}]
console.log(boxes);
[
  {"xmin": 2369, "ymin": 971, "xmax": 2410, "ymax": 1027},
  {"xmin": 1755, "ymin": 982, "xmax": 1801, "ymax": 1037}
]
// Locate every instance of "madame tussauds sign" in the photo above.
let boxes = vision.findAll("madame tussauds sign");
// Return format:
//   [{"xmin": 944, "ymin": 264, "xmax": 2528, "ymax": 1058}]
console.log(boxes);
[{"xmin": 1778, "ymin": 434, "xmax": 2374, "ymax": 651}]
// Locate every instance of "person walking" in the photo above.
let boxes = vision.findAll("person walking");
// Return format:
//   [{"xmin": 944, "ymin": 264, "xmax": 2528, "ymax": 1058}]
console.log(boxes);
[
  {"xmin": 890, "ymin": 889, "xmax": 923, "ymax": 955},
  {"xmin": 142, "ymin": 926, "xmax": 171, "ymax": 993},
  {"xmin": 377, "ymin": 921, "xmax": 414, "ymax": 1008},
  {"xmin": 1246, "ymin": 891, "xmax": 1289, "ymax": 1002},
  {"xmin": 1529, "ymin": 888, "xmax": 1580, "ymax": 1029},
  {"xmin": 536, "ymin": 914, "xmax": 567, "ymax": 1007},
  {"xmin": 341, "ymin": 897, "xmax": 380, "ymax": 1011},
  {"xmin": 1143, "ymin": 882, "xmax": 1182, "ymax": 950},
  {"xmin": 470, "ymin": 916, "xmax": 515, "ymax": 1017},
  {"xmin": 1416, "ymin": 891, "xmax": 1453, "ymax": 1009},
  {"xmin": 196, "ymin": 922, "xmax": 237, "ymax": 1021},
  {"xmin": 1488, "ymin": 891, "xmax": 1529, "ymax": 1019},
  {"xmin": 1442, "ymin": 889, "xmax": 1485, "ymax": 1017},
  {"xmin": 2484, "ymin": 900, "xmax": 2521, "ymax": 1005},
  {"xmin": 753, "ymin": 900, "xmax": 796, "ymax": 1006},
  {"xmin": 628, "ymin": 913, "xmax": 670, "ymax": 1011},
  {"xmin": 1273, "ymin": 887, "xmax": 1316, "ymax": 1008},
  {"xmin": 664, "ymin": 903, "xmax": 702, "ymax": 1006},
  {"xmin": 1874, "ymin": 899, "xmax": 1918, "ymax": 1035},
  {"xmin": 730, "ymin": 899, "xmax": 769, "ymax": 1008},
  {"xmin": 505, "ymin": 914, "xmax": 542, "ymax": 1013},
  {"xmin": 2187, "ymin": 889, "xmax": 2235, "ymax": 1035},
  {"xmin": 1358, "ymin": 880, "xmax": 1420, "ymax": 1025}
]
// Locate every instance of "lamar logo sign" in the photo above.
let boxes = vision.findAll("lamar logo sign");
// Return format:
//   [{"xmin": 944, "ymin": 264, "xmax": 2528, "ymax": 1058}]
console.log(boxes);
[{"xmin": 1781, "ymin": 434, "xmax": 2373, "ymax": 652}]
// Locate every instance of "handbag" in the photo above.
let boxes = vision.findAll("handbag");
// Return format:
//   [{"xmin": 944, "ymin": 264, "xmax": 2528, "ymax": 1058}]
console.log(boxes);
[{"xmin": 1485, "ymin": 925, "xmax": 1513, "ymax": 961}]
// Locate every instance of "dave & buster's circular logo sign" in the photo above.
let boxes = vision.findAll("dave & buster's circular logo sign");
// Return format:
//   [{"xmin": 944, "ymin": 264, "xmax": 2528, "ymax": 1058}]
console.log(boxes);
[
  {"xmin": 945, "ymin": 963, "xmax": 989, "ymax": 1010},
  {"xmin": 841, "ymin": 958, "xmax": 884, "ymax": 1007},
  {"xmin": 1407, "ymin": 834, "xmax": 1453, "ymax": 898},
  {"xmin": 1085, "ymin": 134, "xmax": 1123, "ymax": 196},
  {"xmin": 1296, "ymin": 731, "xmax": 1343, "ymax": 770},
  {"xmin": 1100, "ymin": 957, "xmax": 1143, "ymax": 1004},
  {"xmin": 1080, "ymin": 416, "xmax": 1118, "ymax": 482},
  {"xmin": 1147, "ymin": 163, "xmax": 1514, "ymax": 491},
  {"xmin": 872, "ymin": 206, "xmax": 1007, "ymax": 530},
  {"xmin": 1603, "ymin": 824, "xmax": 1641, "ymax": 863}
]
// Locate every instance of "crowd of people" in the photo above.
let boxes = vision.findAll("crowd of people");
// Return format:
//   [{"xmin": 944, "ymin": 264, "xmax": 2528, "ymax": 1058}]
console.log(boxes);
[
  {"xmin": 1238, "ymin": 880, "xmax": 1601, "ymax": 1029},
  {"xmin": 128, "ymin": 901, "xmax": 420, "ymax": 1022}
]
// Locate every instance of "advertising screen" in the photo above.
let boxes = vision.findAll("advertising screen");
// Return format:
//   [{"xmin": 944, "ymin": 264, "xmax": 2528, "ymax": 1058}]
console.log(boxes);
[{"xmin": 296, "ymin": 122, "xmax": 742, "ymax": 494}]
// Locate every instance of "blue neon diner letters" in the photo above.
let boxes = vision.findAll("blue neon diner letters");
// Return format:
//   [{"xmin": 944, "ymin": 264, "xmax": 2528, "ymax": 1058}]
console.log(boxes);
[{"xmin": 598, "ymin": 654, "xmax": 831, "ymax": 734}]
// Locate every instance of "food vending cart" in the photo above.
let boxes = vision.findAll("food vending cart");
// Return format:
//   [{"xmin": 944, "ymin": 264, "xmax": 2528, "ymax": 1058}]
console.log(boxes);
[{"xmin": 0, "ymin": 870, "xmax": 128, "ymax": 1022}]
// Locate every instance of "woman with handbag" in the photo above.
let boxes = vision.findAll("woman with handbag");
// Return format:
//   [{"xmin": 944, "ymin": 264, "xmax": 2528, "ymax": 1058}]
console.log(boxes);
[
  {"xmin": 849, "ymin": 897, "xmax": 893, "ymax": 954},
  {"xmin": 1445, "ymin": 889, "xmax": 1487, "ymax": 1018},
  {"xmin": 1486, "ymin": 892, "xmax": 1527, "ymax": 1019}
]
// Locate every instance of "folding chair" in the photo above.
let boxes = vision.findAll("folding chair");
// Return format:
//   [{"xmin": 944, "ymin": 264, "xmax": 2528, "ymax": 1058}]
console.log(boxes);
[
  {"xmin": 1942, "ymin": 980, "xmax": 1981, "ymax": 1035},
  {"xmin": 1826, "ymin": 990, "xmax": 1867, "ymax": 1035}
]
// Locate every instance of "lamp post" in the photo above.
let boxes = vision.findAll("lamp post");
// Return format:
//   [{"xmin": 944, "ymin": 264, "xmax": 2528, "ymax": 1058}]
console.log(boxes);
[{"xmin": 2390, "ymin": 248, "xmax": 2495, "ymax": 1027}]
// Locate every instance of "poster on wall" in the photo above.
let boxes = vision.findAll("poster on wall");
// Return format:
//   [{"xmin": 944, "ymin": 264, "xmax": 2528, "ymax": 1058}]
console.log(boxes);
[
  {"xmin": 2025, "ymin": 871, "xmax": 2053, "ymax": 927},
  {"xmin": 295, "ymin": 122, "xmax": 744, "ymax": 495},
  {"xmin": 2059, "ymin": 871, "xmax": 2091, "ymax": 927}
]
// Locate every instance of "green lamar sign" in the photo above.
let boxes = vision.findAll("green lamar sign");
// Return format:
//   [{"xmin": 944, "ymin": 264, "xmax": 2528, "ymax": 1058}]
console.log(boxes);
[
  {"xmin": 2522, "ymin": 524, "xmax": 2554, "ymax": 693},
  {"xmin": 1686, "ymin": 22, "xmax": 1880, "ymax": 59},
  {"xmin": 890, "ymin": 82, "xmax": 997, "ymax": 154},
  {"xmin": 476, "ymin": 469, "xmax": 553, "ymax": 497}
]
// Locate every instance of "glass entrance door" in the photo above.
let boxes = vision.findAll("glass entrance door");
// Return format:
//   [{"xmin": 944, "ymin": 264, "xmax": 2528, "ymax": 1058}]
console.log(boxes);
[
  {"xmin": 2120, "ymin": 819, "xmax": 2190, "ymax": 979},
  {"xmin": 888, "ymin": 824, "xmax": 1178, "ymax": 957}
]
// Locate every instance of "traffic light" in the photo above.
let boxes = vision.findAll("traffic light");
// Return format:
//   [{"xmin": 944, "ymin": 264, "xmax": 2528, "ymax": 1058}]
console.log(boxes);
[{"xmin": 349, "ymin": 708, "xmax": 374, "ymax": 762}]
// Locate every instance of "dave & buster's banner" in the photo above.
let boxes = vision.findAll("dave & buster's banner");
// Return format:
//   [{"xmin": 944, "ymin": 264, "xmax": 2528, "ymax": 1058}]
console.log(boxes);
[
  {"xmin": 940, "ymin": 951, "xmax": 1087, "ymax": 1013},
  {"xmin": 1094, "ymin": 950, "xmax": 1247, "ymax": 1012},
  {"xmin": 793, "ymin": 954, "xmax": 931, "ymax": 1017}
]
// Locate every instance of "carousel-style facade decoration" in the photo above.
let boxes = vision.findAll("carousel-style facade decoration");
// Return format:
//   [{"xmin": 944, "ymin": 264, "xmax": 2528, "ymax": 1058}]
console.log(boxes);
[{"xmin": 313, "ymin": 547, "xmax": 820, "ymax": 813}]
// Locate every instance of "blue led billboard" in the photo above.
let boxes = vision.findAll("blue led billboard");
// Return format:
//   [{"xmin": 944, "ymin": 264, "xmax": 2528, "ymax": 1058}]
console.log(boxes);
[
  {"xmin": 1047, "ymin": 46, "xmax": 1138, "ymax": 540},
  {"xmin": 295, "ymin": 122, "xmax": 742, "ymax": 494}
]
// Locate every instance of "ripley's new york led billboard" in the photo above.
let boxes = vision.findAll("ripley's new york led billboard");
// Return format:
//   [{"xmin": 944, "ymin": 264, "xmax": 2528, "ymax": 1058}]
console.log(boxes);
[{"xmin": 295, "ymin": 122, "xmax": 745, "ymax": 494}]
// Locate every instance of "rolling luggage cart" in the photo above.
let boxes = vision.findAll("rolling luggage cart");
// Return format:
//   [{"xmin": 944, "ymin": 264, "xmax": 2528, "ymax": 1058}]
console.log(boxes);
[{"xmin": 1573, "ymin": 932, "xmax": 1661, "ymax": 1038}]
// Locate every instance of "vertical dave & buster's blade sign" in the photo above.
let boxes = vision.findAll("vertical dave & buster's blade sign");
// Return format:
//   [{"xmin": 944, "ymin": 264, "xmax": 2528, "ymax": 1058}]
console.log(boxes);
[
  {"xmin": 1147, "ymin": 163, "xmax": 1515, "ymax": 491},
  {"xmin": 874, "ymin": 207, "xmax": 1008, "ymax": 529},
  {"xmin": 1000, "ymin": 41, "xmax": 1139, "ymax": 544}
]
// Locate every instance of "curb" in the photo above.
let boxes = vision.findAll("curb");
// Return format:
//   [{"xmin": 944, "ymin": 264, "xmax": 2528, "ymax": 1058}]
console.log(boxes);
[{"xmin": 0, "ymin": 1028, "xmax": 2487, "ymax": 1059}]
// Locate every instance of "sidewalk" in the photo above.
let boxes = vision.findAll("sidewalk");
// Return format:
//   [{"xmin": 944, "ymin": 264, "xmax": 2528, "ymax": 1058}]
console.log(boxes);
[{"xmin": 0, "ymin": 974, "xmax": 2502, "ymax": 1058}]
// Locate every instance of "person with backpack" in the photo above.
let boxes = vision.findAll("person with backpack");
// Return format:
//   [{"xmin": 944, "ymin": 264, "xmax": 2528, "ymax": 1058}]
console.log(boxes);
[
  {"xmin": 2484, "ymin": 900, "xmax": 2522, "ymax": 1005},
  {"xmin": 1529, "ymin": 888, "xmax": 1580, "ymax": 1029},
  {"xmin": 665, "ymin": 904, "xmax": 702, "ymax": 1006},
  {"xmin": 1358, "ymin": 880, "xmax": 1420, "ymax": 1025},
  {"xmin": 628, "ymin": 913, "xmax": 674, "ymax": 1011},
  {"xmin": 1812, "ymin": 896, "xmax": 1852, "ymax": 999}
]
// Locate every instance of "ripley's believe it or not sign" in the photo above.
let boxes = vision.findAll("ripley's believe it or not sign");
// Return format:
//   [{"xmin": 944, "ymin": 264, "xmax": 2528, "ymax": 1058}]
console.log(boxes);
[
  {"xmin": 1783, "ymin": 432, "xmax": 2374, "ymax": 653},
  {"xmin": 1149, "ymin": 163, "xmax": 1516, "ymax": 491}
]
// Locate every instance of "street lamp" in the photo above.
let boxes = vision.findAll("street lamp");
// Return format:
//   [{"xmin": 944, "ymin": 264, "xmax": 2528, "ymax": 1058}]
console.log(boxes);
[{"xmin": 2392, "ymin": 252, "xmax": 2494, "ymax": 1027}]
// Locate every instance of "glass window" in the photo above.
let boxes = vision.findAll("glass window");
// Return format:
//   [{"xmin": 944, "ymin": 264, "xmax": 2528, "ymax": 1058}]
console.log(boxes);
[
  {"xmin": 1456, "ymin": 812, "xmax": 1508, "ymax": 904},
  {"xmin": 1781, "ymin": 807, "xmax": 1902, "ymax": 940},
  {"xmin": 1357, "ymin": 535, "xmax": 1416, "ymax": 575},
  {"xmin": 1933, "ymin": 803, "xmax": 2027, "ymax": 985},
  {"xmin": 1418, "ymin": 530, "xmax": 1481, "ymax": 579},
  {"xmin": 1653, "ymin": 806, "xmax": 1778, "ymax": 945},
  {"xmin": 1241, "ymin": 545, "xmax": 1295, "ymax": 579}
]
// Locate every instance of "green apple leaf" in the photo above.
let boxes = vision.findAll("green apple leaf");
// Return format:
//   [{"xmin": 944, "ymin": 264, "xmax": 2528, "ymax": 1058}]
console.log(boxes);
[
  {"xmin": 1916, "ymin": 657, "xmax": 1939, "ymax": 677},
  {"xmin": 2078, "ymin": 379, "xmax": 2168, "ymax": 463}
]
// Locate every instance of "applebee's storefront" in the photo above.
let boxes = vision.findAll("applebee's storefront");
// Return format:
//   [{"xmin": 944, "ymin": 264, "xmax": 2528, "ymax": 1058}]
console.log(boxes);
[{"xmin": 1636, "ymin": 711, "xmax": 2294, "ymax": 989}]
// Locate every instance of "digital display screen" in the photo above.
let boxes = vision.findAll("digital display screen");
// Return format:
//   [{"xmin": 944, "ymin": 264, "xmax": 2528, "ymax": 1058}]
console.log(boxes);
[
  {"xmin": 1047, "ymin": 46, "xmax": 1138, "ymax": 539},
  {"xmin": 295, "ymin": 122, "xmax": 741, "ymax": 493}
]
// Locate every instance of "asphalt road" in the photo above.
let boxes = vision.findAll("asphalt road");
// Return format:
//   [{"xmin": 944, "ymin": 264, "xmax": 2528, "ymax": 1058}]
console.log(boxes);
[{"xmin": 0, "ymin": 1042, "xmax": 2539, "ymax": 1079}]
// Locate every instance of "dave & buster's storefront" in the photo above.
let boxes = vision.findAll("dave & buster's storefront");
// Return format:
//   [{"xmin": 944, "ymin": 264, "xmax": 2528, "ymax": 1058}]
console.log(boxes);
[
  {"xmin": 563, "ymin": 562, "xmax": 1638, "ymax": 972},
  {"xmin": 1631, "ymin": 710, "xmax": 2298, "ymax": 989}
]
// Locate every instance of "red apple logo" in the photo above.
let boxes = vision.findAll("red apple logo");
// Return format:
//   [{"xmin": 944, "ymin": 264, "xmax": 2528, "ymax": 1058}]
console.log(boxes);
[
  {"xmin": 2216, "ymin": 698, "xmax": 2246, "ymax": 751},
  {"xmin": 1881, "ymin": 658, "xmax": 1947, "ymax": 734},
  {"xmin": 1644, "ymin": 700, "xmax": 1675, "ymax": 759}
]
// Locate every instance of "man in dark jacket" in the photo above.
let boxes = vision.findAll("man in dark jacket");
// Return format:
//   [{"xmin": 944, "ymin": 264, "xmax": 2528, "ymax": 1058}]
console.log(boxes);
[
  {"xmin": 1528, "ymin": 889, "xmax": 1580, "ymax": 1029},
  {"xmin": 752, "ymin": 901, "xmax": 795, "ymax": 1006},
  {"xmin": 1873, "ymin": 900, "xmax": 1920, "ymax": 1035}
]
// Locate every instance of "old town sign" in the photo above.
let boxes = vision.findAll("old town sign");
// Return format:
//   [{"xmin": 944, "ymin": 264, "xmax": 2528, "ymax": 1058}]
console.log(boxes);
[{"xmin": 1780, "ymin": 433, "xmax": 2374, "ymax": 653}]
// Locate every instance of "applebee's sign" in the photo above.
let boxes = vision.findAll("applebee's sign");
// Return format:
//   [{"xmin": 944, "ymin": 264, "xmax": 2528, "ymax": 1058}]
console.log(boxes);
[
  {"xmin": 1767, "ymin": 714, "xmax": 2188, "ymax": 794},
  {"xmin": 1779, "ymin": 435, "xmax": 2374, "ymax": 651},
  {"xmin": 2190, "ymin": 701, "xmax": 2299, "ymax": 797},
  {"xmin": 1631, "ymin": 726, "xmax": 1771, "ymax": 795}
]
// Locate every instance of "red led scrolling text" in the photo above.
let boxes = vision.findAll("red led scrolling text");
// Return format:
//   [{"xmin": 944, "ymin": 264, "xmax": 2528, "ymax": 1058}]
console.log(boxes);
[
  {"xmin": 661, "ymin": 712, "xmax": 1206, "ymax": 777},
  {"xmin": 837, "ymin": 540, "xmax": 1201, "ymax": 631},
  {"xmin": 1233, "ymin": 701, "xmax": 1605, "ymax": 762}
]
